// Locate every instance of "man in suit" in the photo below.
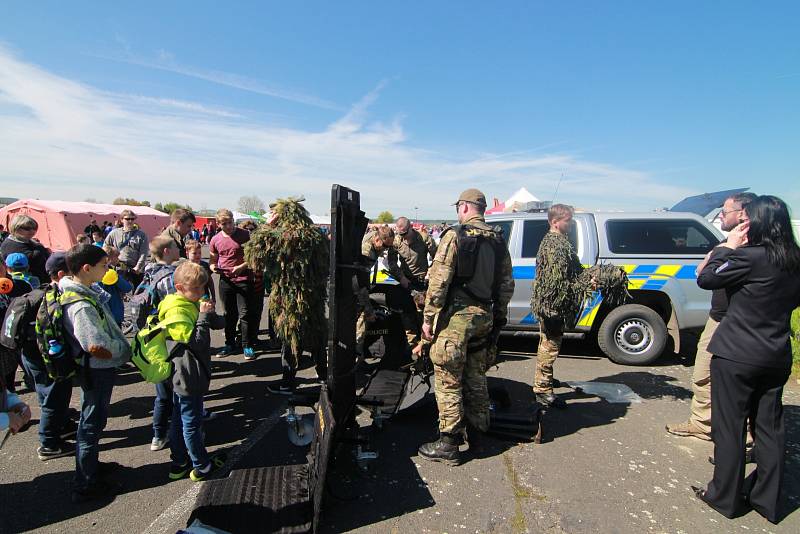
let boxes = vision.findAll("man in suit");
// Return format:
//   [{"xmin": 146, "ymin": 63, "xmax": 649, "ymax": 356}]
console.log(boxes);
[{"xmin": 666, "ymin": 192, "xmax": 757, "ymax": 441}]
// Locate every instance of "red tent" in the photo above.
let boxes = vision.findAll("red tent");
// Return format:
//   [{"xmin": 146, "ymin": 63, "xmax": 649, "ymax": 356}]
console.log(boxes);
[{"xmin": 0, "ymin": 199, "xmax": 170, "ymax": 252}]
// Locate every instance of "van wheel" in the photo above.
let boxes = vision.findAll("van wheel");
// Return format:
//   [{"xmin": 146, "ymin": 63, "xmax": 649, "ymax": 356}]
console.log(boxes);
[{"xmin": 597, "ymin": 304, "xmax": 667, "ymax": 365}]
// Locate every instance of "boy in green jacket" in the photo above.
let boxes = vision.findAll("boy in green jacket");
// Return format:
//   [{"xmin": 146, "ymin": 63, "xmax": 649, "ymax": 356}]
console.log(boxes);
[{"xmin": 161, "ymin": 262, "xmax": 226, "ymax": 482}]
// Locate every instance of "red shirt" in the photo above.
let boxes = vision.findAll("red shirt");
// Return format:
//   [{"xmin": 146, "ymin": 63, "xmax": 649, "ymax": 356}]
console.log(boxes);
[{"xmin": 209, "ymin": 228, "xmax": 250, "ymax": 283}]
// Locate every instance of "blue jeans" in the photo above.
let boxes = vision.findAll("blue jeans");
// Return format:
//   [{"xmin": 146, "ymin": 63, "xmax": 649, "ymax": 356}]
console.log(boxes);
[
  {"xmin": 21, "ymin": 354, "xmax": 73, "ymax": 448},
  {"xmin": 169, "ymin": 393, "xmax": 209, "ymax": 469},
  {"xmin": 75, "ymin": 367, "xmax": 116, "ymax": 489},
  {"xmin": 153, "ymin": 380, "xmax": 173, "ymax": 440}
]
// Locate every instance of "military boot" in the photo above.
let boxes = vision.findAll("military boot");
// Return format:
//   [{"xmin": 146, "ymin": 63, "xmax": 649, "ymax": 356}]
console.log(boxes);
[{"xmin": 418, "ymin": 433, "xmax": 462, "ymax": 466}]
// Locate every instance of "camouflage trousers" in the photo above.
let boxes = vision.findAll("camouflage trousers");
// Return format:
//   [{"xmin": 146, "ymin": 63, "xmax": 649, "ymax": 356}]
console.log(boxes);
[
  {"xmin": 430, "ymin": 304, "xmax": 493, "ymax": 434},
  {"xmin": 533, "ymin": 317, "xmax": 564, "ymax": 395}
]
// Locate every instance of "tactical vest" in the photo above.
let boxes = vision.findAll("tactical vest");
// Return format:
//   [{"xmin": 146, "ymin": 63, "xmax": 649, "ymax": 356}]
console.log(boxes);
[{"xmin": 445, "ymin": 224, "xmax": 506, "ymax": 305}]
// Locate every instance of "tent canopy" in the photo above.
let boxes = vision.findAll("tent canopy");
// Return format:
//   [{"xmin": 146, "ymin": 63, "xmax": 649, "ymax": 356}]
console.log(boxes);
[
  {"xmin": 310, "ymin": 214, "xmax": 330, "ymax": 226},
  {"xmin": 231, "ymin": 210, "xmax": 259, "ymax": 222},
  {"xmin": 0, "ymin": 199, "xmax": 170, "ymax": 252},
  {"xmin": 487, "ymin": 187, "xmax": 541, "ymax": 214}
]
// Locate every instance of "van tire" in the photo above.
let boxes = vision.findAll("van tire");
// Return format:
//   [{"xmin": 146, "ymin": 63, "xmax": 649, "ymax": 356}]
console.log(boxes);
[{"xmin": 597, "ymin": 304, "xmax": 667, "ymax": 365}]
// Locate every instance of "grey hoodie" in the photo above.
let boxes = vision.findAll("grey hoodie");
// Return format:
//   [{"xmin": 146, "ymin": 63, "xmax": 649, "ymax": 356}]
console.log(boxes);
[{"xmin": 59, "ymin": 277, "xmax": 132, "ymax": 369}]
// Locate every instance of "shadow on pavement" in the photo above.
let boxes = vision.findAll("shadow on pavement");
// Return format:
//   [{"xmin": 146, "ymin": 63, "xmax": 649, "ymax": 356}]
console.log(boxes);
[{"xmin": 0, "ymin": 461, "xmax": 172, "ymax": 532}]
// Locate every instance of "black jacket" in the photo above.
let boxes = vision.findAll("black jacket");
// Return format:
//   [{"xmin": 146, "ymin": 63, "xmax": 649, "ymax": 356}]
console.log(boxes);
[
  {"xmin": 0, "ymin": 237, "xmax": 50, "ymax": 284},
  {"xmin": 697, "ymin": 245, "xmax": 800, "ymax": 369}
]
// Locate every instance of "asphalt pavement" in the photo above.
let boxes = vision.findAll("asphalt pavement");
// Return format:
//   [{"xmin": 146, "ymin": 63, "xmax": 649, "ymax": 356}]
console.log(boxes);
[{"xmin": 1, "ymin": 325, "xmax": 798, "ymax": 534}]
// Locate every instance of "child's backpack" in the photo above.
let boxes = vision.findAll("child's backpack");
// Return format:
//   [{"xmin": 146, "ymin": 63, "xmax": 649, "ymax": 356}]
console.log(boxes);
[
  {"xmin": 1, "ymin": 287, "xmax": 46, "ymax": 359},
  {"xmin": 128, "ymin": 266, "xmax": 175, "ymax": 331},
  {"xmin": 130, "ymin": 314, "xmax": 194, "ymax": 383},
  {"xmin": 35, "ymin": 285, "xmax": 104, "ymax": 381}
]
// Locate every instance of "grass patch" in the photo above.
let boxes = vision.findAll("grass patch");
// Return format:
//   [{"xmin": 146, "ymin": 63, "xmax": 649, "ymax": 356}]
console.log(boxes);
[
  {"xmin": 502, "ymin": 452, "xmax": 546, "ymax": 534},
  {"xmin": 792, "ymin": 308, "xmax": 800, "ymax": 377}
]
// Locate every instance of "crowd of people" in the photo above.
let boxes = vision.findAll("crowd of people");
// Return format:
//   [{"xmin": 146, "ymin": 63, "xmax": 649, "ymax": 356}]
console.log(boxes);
[
  {"xmin": 1, "ymin": 190, "xmax": 799, "ymax": 526},
  {"xmin": 0, "ymin": 206, "xmax": 282, "ymax": 502}
]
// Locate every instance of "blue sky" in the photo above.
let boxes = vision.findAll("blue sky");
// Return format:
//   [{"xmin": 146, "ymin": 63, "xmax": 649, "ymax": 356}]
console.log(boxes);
[{"xmin": 1, "ymin": 1, "xmax": 798, "ymax": 218}]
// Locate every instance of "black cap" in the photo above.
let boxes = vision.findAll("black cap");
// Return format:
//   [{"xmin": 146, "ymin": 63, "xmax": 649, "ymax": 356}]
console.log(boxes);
[{"xmin": 45, "ymin": 252, "xmax": 68, "ymax": 276}]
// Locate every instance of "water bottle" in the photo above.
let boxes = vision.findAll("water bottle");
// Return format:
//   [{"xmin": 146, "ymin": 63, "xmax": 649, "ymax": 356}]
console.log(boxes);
[{"xmin": 48, "ymin": 340, "xmax": 64, "ymax": 359}]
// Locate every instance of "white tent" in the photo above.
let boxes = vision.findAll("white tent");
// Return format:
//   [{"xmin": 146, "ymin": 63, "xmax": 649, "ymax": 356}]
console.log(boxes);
[
  {"xmin": 487, "ymin": 187, "xmax": 542, "ymax": 214},
  {"xmin": 505, "ymin": 187, "xmax": 540, "ymax": 206},
  {"xmin": 310, "ymin": 213, "xmax": 331, "ymax": 226}
]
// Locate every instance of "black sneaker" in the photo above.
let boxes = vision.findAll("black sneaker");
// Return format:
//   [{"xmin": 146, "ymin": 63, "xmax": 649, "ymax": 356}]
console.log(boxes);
[
  {"xmin": 266, "ymin": 382, "xmax": 294, "ymax": 395},
  {"xmin": 60, "ymin": 420, "xmax": 78, "ymax": 440},
  {"xmin": 189, "ymin": 454, "xmax": 226, "ymax": 482},
  {"xmin": 216, "ymin": 344, "xmax": 239, "ymax": 358},
  {"xmin": 168, "ymin": 461, "xmax": 191, "ymax": 481},
  {"xmin": 418, "ymin": 434, "xmax": 462, "ymax": 466},
  {"xmin": 71, "ymin": 480, "xmax": 117, "ymax": 504},
  {"xmin": 38, "ymin": 442, "xmax": 76, "ymax": 461}
]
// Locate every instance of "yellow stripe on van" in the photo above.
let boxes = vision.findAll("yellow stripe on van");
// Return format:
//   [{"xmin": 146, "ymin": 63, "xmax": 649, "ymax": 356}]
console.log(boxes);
[
  {"xmin": 577, "ymin": 302, "xmax": 602, "ymax": 327},
  {"xmin": 654, "ymin": 264, "xmax": 681, "ymax": 277}
]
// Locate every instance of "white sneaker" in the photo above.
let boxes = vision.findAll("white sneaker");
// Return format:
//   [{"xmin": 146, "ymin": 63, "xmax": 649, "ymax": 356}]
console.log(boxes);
[{"xmin": 150, "ymin": 437, "xmax": 169, "ymax": 451}]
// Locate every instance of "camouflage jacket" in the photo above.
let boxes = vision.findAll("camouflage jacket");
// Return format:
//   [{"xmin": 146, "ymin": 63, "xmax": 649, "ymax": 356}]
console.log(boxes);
[
  {"xmin": 394, "ymin": 229, "xmax": 437, "ymax": 282},
  {"xmin": 530, "ymin": 231, "xmax": 584, "ymax": 323},
  {"xmin": 361, "ymin": 230, "xmax": 403, "ymax": 282},
  {"xmin": 423, "ymin": 214, "xmax": 514, "ymax": 328}
]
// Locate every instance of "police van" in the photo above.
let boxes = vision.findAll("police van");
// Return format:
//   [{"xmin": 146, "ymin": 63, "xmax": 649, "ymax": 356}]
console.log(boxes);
[{"xmin": 487, "ymin": 211, "xmax": 724, "ymax": 365}]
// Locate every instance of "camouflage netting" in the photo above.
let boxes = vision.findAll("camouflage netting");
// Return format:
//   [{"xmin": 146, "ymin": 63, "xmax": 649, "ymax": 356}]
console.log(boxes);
[
  {"xmin": 531, "ymin": 232, "xmax": 629, "ymax": 329},
  {"xmin": 579, "ymin": 264, "xmax": 631, "ymax": 308},
  {"xmin": 244, "ymin": 197, "xmax": 329, "ymax": 362}
]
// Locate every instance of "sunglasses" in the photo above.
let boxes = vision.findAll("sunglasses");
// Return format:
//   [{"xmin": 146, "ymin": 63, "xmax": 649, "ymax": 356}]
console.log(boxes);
[{"xmin": 123, "ymin": 217, "xmax": 137, "ymax": 221}]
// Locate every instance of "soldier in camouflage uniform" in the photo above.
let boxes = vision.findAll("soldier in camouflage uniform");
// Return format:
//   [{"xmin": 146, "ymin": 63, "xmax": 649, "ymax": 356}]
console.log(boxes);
[
  {"xmin": 394, "ymin": 217, "xmax": 438, "ymax": 344},
  {"xmin": 356, "ymin": 226, "xmax": 402, "ymax": 350},
  {"xmin": 530, "ymin": 204, "xmax": 583, "ymax": 409},
  {"xmin": 394, "ymin": 217, "xmax": 437, "ymax": 289},
  {"xmin": 418, "ymin": 189, "xmax": 514, "ymax": 466}
]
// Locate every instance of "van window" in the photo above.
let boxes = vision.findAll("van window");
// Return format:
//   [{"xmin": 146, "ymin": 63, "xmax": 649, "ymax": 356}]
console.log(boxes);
[
  {"xmin": 492, "ymin": 220, "xmax": 514, "ymax": 248},
  {"xmin": 606, "ymin": 220, "xmax": 717, "ymax": 255},
  {"xmin": 521, "ymin": 220, "xmax": 577, "ymax": 258}
]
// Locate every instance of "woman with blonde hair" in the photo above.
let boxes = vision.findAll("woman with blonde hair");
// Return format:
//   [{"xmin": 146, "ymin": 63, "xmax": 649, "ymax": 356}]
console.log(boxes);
[{"xmin": 0, "ymin": 214, "xmax": 51, "ymax": 283}]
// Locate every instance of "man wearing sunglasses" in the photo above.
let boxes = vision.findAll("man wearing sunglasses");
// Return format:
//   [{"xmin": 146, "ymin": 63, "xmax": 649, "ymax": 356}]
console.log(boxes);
[
  {"xmin": 418, "ymin": 189, "xmax": 514, "ymax": 466},
  {"xmin": 105, "ymin": 209, "xmax": 149, "ymax": 287}
]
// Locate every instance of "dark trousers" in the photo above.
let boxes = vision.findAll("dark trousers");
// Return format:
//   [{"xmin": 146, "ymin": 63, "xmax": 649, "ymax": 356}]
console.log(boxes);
[
  {"xmin": 121, "ymin": 266, "xmax": 143, "ymax": 289},
  {"xmin": 22, "ymin": 354, "xmax": 73, "ymax": 448},
  {"xmin": 153, "ymin": 380, "xmax": 173, "ymax": 440},
  {"xmin": 75, "ymin": 368, "xmax": 116, "ymax": 490},
  {"xmin": 219, "ymin": 277, "xmax": 258, "ymax": 348},
  {"xmin": 706, "ymin": 356, "xmax": 790, "ymax": 522}
]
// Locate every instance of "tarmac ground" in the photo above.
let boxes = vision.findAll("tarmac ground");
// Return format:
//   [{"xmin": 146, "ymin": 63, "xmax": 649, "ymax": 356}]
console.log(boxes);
[{"xmin": 1, "ymin": 314, "xmax": 798, "ymax": 534}]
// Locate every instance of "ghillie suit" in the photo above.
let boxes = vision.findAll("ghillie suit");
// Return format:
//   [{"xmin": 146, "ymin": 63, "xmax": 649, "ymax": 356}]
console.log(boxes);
[
  {"xmin": 530, "ymin": 232, "xmax": 629, "ymax": 329},
  {"xmin": 244, "ymin": 198, "xmax": 329, "ymax": 367},
  {"xmin": 530, "ymin": 230, "xmax": 629, "ymax": 397}
]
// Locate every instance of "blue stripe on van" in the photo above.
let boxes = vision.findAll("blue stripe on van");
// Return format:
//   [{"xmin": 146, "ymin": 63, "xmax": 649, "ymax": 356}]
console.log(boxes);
[
  {"xmin": 640, "ymin": 279, "xmax": 668, "ymax": 290},
  {"xmin": 675, "ymin": 264, "xmax": 697, "ymax": 279},
  {"xmin": 513, "ymin": 266, "xmax": 536, "ymax": 279},
  {"xmin": 631, "ymin": 264, "xmax": 658, "ymax": 275}
]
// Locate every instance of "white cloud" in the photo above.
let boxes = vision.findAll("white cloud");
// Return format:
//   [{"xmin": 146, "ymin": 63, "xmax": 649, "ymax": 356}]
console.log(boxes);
[
  {"xmin": 0, "ymin": 46, "xmax": 697, "ymax": 218},
  {"xmin": 95, "ymin": 51, "xmax": 342, "ymax": 111}
]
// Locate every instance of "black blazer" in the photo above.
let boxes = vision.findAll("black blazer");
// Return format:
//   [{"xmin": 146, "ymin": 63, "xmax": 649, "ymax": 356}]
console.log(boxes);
[{"xmin": 697, "ymin": 245, "xmax": 800, "ymax": 369}]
